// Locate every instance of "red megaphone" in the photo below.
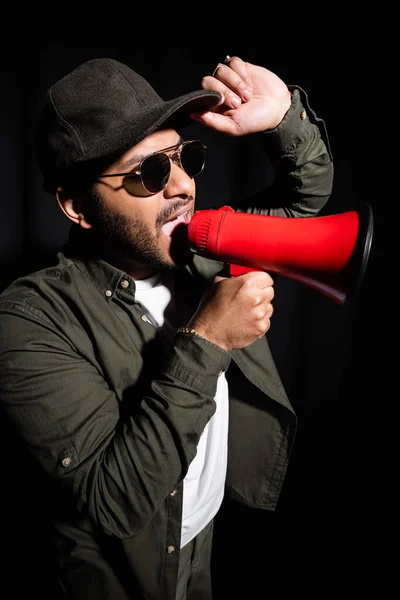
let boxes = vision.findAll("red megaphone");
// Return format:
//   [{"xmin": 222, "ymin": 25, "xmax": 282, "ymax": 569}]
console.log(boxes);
[{"xmin": 187, "ymin": 205, "xmax": 374, "ymax": 305}]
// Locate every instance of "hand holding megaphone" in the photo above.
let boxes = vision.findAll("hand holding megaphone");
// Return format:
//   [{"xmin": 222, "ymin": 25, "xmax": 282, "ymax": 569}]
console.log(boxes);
[
  {"xmin": 187, "ymin": 205, "xmax": 374, "ymax": 305},
  {"xmin": 187, "ymin": 269, "xmax": 275, "ymax": 351}
]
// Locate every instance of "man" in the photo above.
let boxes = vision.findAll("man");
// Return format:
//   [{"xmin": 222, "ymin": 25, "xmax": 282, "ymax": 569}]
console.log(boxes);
[{"xmin": 0, "ymin": 54, "xmax": 333, "ymax": 599}]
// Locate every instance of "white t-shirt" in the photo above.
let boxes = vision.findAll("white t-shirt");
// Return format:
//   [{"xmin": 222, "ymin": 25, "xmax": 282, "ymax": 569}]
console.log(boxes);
[{"xmin": 134, "ymin": 272, "xmax": 229, "ymax": 548}]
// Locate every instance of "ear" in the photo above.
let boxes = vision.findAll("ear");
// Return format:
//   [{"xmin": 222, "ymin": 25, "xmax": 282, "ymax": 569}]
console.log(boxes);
[{"xmin": 56, "ymin": 188, "xmax": 93, "ymax": 229}]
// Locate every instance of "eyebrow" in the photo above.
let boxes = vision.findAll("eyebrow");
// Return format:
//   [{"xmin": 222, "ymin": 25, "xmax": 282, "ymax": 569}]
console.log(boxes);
[{"xmin": 116, "ymin": 136, "xmax": 184, "ymax": 173}]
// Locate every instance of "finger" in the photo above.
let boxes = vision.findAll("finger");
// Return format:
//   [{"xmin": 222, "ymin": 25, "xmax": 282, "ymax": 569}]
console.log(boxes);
[
  {"xmin": 212, "ymin": 63, "xmax": 225, "ymax": 77},
  {"xmin": 201, "ymin": 74, "xmax": 244, "ymax": 109},
  {"xmin": 256, "ymin": 287, "xmax": 275, "ymax": 307},
  {"xmin": 206, "ymin": 63, "xmax": 252, "ymax": 105},
  {"xmin": 189, "ymin": 109, "xmax": 241, "ymax": 136},
  {"xmin": 242, "ymin": 270, "xmax": 275, "ymax": 288},
  {"xmin": 203, "ymin": 55, "xmax": 252, "ymax": 106},
  {"xmin": 223, "ymin": 55, "xmax": 252, "ymax": 89},
  {"xmin": 253, "ymin": 301, "xmax": 274, "ymax": 337},
  {"xmin": 255, "ymin": 297, "xmax": 275, "ymax": 316},
  {"xmin": 259, "ymin": 299, "xmax": 275, "ymax": 326},
  {"xmin": 265, "ymin": 286, "xmax": 275, "ymax": 303}
]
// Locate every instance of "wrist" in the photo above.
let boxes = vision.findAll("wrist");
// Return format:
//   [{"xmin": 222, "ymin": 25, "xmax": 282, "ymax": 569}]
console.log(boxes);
[{"xmin": 176, "ymin": 325, "xmax": 230, "ymax": 352}]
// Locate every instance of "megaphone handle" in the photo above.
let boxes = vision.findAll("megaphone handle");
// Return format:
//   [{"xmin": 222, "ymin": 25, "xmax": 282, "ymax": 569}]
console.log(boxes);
[{"xmin": 229, "ymin": 263, "xmax": 260, "ymax": 277}]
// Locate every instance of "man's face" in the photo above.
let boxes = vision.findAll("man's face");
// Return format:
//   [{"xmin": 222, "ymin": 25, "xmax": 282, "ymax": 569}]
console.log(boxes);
[{"xmin": 84, "ymin": 128, "xmax": 197, "ymax": 279}]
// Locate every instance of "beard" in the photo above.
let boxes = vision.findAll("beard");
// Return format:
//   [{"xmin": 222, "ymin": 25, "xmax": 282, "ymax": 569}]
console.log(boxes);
[{"xmin": 84, "ymin": 187, "xmax": 193, "ymax": 270}]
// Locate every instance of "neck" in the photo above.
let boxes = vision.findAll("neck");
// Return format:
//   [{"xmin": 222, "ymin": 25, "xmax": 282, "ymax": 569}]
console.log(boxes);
[{"xmin": 101, "ymin": 250, "xmax": 158, "ymax": 281}]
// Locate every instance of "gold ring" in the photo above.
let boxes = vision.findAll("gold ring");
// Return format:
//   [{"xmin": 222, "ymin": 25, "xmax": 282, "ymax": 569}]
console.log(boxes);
[
  {"xmin": 212, "ymin": 63, "xmax": 225, "ymax": 77},
  {"xmin": 224, "ymin": 55, "xmax": 233, "ymax": 64}
]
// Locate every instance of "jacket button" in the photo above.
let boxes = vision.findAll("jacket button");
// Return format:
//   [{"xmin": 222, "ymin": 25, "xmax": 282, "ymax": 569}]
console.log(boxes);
[
  {"xmin": 61, "ymin": 457, "xmax": 72, "ymax": 468},
  {"xmin": 120, "ymin": 280, "xmax": 129, "ymax": 289},
  {"xmin": 170, "ymin": 489, "xmax": 177, "ymax": 496},
  {"xmin": 300, "ymin": 109, "xmax": 307, "ymax": 120},
  {"xmin": 167, "ymin": 545, "xmax": 175, "ymax": 554}
]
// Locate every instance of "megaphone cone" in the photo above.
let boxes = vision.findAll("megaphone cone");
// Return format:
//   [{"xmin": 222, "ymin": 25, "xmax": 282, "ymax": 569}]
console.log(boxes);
[{"xmin": 187, "ymin": 204, "xmax": 374, "ymax": 305}]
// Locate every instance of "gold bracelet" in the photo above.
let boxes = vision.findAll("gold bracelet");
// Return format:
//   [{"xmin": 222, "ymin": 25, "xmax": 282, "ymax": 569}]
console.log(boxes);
[{"xmin": 176, "ymin": 326, "xmax": 203, "ymax": 338}]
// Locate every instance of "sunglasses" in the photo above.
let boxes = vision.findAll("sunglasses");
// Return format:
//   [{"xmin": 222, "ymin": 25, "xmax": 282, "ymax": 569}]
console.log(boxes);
[{"xmin": 96, "ymin": 140, "xmax": 207, "ymax": 197}]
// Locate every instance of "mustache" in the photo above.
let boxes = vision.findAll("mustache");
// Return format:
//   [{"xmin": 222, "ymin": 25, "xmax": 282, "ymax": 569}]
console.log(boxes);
[{"xmin": 156, "ymin": 198, "xmax": 194, "ymax": 227}]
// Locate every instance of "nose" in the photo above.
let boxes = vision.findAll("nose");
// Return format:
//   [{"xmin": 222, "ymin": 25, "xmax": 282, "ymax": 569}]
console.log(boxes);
[{"xmin": 163, "ymin": 161, "xmax": 195, "ymax": 199}]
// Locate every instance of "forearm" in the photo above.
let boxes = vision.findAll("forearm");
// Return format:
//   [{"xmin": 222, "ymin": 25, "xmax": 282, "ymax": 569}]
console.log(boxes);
[
  {"xmin": 234, "ymin": 87, "xmax": 334, "ymax": 218},
  {"xmin": 87, "ymin": 333, "xmax": 230, "ymax": 537}
]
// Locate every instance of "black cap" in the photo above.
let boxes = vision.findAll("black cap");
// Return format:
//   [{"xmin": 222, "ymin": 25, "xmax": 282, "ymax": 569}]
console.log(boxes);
[{"xmin": 35, "ymin": 57, "xmax": 221, "ymax": 193}]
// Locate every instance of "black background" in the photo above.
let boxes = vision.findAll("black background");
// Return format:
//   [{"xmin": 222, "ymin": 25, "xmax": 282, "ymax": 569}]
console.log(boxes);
[{"xmin": 1, "ymin": 6, "xmax": 386, "ymax": 598}]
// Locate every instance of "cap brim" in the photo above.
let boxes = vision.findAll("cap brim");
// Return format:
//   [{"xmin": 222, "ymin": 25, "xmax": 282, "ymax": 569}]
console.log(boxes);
[
  {"xmin": 86, "ymin": 89, "xmax": 222, "ymax": 160},
  {"xmin": 151, "ymin": 89, "xmax": 222, "ymax": 132}
]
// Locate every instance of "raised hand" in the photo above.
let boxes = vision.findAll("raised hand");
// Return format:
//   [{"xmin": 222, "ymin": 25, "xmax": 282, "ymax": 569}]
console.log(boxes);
[{"xmin": 191, "ymin": 55, "xmax": 292, "ymax": 137}]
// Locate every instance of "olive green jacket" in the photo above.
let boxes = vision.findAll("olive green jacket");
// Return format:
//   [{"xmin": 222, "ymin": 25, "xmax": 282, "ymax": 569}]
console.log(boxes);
[{"xmin": 0, "ymin": 87, "xmax": 333, "ymax": 599}]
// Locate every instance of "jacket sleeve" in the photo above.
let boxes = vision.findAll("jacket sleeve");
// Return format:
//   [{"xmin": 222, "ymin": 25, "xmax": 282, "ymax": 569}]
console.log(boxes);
[
  {"xmin": 0, "ymin": 293, "xmax": 231, "ymax": 539},
  {"xmin": 231, "ymin": 86, "xmax": 334, "ymax": 218}
]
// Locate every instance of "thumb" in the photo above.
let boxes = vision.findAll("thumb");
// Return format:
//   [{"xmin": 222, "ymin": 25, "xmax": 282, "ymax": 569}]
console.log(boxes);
[{"xmin": 190, "ymin": 111, "xmax": 237, "ymax": 136}]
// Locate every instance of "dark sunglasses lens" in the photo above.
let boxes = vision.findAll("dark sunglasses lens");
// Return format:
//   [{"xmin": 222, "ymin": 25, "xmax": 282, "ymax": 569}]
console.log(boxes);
[
  {"xmin": 141, "ymin": 153, "xmax": 170, "ymax": 193},
  {"xmin": 181, "ymin": 141, "xmax": 205, "ymax": 177}
]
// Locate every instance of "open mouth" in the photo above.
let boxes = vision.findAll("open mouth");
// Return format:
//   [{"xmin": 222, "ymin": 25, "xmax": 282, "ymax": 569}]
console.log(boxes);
[{"xmin": 161, "ymin": 203, "xmax": 194, "ymax": 237}]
